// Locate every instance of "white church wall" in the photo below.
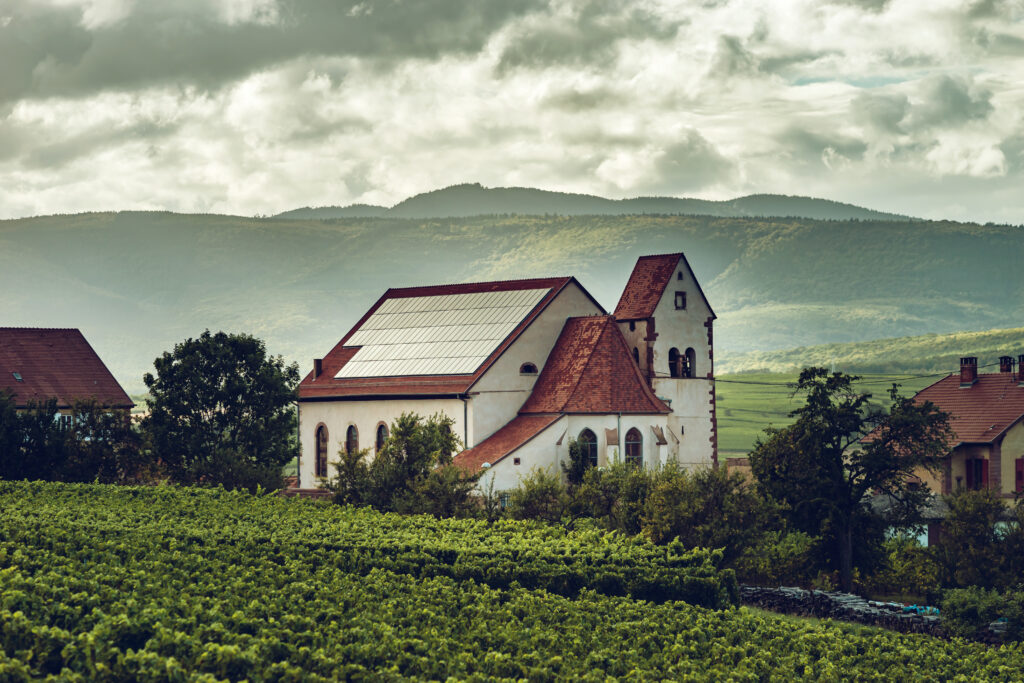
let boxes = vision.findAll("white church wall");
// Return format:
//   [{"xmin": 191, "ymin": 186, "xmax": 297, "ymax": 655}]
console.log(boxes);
[
  {"xmin": 298, "ymin": 397, "xmax": 466, "ymax": 487},
  {"xmin": 652, "ymin": 377, "xmax": 715, "ymax": 470},
  {"xmin": 477, "ymin": 418, "xmax": 567, "ymax": 493},
  {"xmin": 563, "ymin": 414, "xmax": 670, "ymax": 471},
  {"xmin": 469, "ymin": 282, "xmax": 603, "ymax": 446}
]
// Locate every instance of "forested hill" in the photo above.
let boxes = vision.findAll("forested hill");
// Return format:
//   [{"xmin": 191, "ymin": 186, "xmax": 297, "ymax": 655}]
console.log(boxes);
[
  {"xmin": 717, "ymin": 327, "xmax": 1024, "ymax": 375},
  {"xmin": 276, "ymin": 183, "xmax": 910, "ymax": 221},
  {"xmin": 1, "ymin": 211, "xmax": 1019, "ymax": 393}
]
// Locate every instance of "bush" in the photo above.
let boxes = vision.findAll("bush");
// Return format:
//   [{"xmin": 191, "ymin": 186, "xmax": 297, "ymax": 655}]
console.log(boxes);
[
  {"xmin": 864, "ymin": 533, "xmax": 940, "ymax": 601},
  {"xmin": 507, "ymin": 468, "xmax": 565, "ymax": 523},
  {"xmin": 930, "ymin": 488, "xmax": 1016, "ymax": 590},
  {"xmin": 573, "ymin": 460, "xmax": 650, "ymax": 534},
  {"xmin": 734, "ymin": 530, "xmax": 818, "ymax": 587}
]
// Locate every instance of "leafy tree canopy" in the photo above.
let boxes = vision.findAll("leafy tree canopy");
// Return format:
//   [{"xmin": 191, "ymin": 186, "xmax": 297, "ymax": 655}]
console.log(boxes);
[
  {"xmin": 143, "ymin": 330, "xmax": 299, "ymax": 490},
  {"xmin": 748, "ymin": 367, "xmax": 952, "ymax": 592}
]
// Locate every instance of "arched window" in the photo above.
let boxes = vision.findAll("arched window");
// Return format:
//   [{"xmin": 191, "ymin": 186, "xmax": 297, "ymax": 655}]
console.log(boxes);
[
  {"xmin": 315, "ymin": 425, "xmax": 328, "ymax": 478},
  {"xmin": 684, "ymin": 347, "xmax": 696, "ymax": 378},
  {"xmin": 668, "ymin": 347, "xmax": 681, "ymax": 378},
  {"xmin": 625, "ymin": 428, "xmax": 642, "ymax": 467},
  {"xmin": 375, "ymin": 423, "xmax": 388, "ymax": 453},
  {"xmin": 520, "ymin": 362, "xmax": 538, "ymax": 375},
  {"xmin": 346, "ymin": 425, "xmax": 359, "ymax": 454},
  {"xmin": 632, "ymin": 347, "xmax": 640, "ymax": 365},
  {"xmin": 578, "ymin": 429, "xmax": 598, "ymax": 468}
]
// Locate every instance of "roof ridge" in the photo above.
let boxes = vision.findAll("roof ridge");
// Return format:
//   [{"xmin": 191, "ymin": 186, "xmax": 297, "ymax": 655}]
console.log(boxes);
[{"xmin": 385, "ymin": 275, "xmax": 570, "ymax": 296}]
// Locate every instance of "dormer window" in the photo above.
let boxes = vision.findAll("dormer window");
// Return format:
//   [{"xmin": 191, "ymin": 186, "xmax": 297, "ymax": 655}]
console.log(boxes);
[
  {"xmin": 520, "ymin": 362, "xmax": 538, "ymax": 375},
  {"xmin": 674, "ymin": 292, "xmax": 686, "ymax": 310}
]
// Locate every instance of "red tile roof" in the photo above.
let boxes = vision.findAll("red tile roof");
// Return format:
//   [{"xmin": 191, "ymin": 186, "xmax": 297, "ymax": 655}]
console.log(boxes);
[
  {"xmin": 453, "ymin": 414, "xmax": 562, "ymax": 472},
  {"xmin": 299, "ymin": 277, "xmax": 602, "ymax": 400},
  {"xmin": 0, "ymin": 328, "xmax": 133, "ymax": 409},
  {"xmin": 912, "ymin": 371, "xmax": 1024, "ymax": 445},
  {"xmin": 520, "ymin": 315, "xmax": 671, "ymax": 415},
  {"xmin": 613, "ymin": 252, "xmax": 716, "ymax": 321}
]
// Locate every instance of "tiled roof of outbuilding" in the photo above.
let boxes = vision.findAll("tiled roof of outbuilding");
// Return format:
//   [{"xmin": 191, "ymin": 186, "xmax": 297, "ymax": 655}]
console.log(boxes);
[
  {"xmin": 912, "ymin": 372, "xmax": 1024, "ymax": 445},
  {"xmin": 520, "ymin": 315, "xmax": 671, "ymax": 415},
  {"xmin": 613, "ymin": 252, "xmax": 716, "ymax": 320},
  {"xmin": 0, "ymin": 328, "xmax": 133, "ymax": 409},
  {"xmin": 299, "ymin": 277, "xmax": 603, "ymax": 400},
  {"xmin": 453, "ymin": 414, "xmax": 562, "ymax": 472}
]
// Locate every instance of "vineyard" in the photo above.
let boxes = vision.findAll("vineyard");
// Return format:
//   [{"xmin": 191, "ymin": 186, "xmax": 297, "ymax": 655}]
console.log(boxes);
[{"xmin": 2, "ymin": 483, "xmax": 1023, "ymax": 681}]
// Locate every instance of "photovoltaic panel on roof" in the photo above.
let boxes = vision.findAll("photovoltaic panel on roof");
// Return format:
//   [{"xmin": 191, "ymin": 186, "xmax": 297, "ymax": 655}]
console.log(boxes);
[{"xmin": 335, "ymin": 288, "xmax": 550, "ymax": 378}]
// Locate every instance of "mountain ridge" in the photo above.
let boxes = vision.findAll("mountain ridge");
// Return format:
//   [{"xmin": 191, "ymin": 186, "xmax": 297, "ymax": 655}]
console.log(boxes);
[{"xmin": 275, "ymin": 183, "xmax": 912, "ymax": 221}]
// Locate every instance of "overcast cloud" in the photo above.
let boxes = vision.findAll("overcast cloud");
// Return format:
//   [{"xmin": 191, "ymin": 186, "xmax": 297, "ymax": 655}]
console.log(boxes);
[{"xmin": 1, "ymin": 0, "xmax": 1023, "ymax": 222}]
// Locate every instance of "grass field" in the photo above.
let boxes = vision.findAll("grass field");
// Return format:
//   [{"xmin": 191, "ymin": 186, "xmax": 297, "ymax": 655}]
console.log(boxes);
[{"xmin": 716, "ymin": 372, "xmax": 949, "ymax": 455}]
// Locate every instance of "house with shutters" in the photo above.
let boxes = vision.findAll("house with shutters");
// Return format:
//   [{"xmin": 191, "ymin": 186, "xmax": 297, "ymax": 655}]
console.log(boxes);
[
  {"xmin": 0, "ymin": 328, "xmax": 134, "ymax": 423},
  {"xmin": 296, "ymin": 253, "xmax": 717, "ymax": 492},
  {"xmin": 908, "ymin": 356, "xmax": 1024, "ymax": 500}
]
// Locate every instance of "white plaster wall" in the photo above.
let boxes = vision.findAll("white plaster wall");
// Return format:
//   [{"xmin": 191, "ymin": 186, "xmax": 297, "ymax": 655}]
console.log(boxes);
[
  {"xmin": 653, "ymin": 377, "xmax": 715, "ymax": 469},
  {"xmin": 1000, "ymin": 419, "xmax": 1024, "ymax": 495},
  {"xmin": 649, "ymin": 257, "xmax": 713, "ymax": 382},
  {"xmin": 477, "ymin": 418, "xmax": 568, "ymax": 493},
  {"xmin": 617, "ymin": 319, "xmax": 650, "ymax": 375},
  {"xmin": 563, "ymin": 414, "xmax": 670, "ymax": 470},
  {"xmin": 298, "ymin": 397, "xmax": 466, "ymax": 487},
  {"xmin": 469, "ymin": 282, "xmax": 603, "ymax": 445}
]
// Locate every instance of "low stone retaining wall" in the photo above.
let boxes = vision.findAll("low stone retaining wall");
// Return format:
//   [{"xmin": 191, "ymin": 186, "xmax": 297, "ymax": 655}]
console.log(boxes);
[{"xmin": 740, "ymin": 585, "xmax": 944, "ymax": 637}]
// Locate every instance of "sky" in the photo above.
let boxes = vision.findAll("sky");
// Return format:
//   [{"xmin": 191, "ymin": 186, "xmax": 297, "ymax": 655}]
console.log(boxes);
[{"xmin": 1, "ymin": 0, "xmax": 1023, "ymax": 223}]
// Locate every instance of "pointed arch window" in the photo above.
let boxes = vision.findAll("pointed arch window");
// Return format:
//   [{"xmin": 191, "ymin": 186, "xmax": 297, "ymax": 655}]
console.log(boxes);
[
  {"xmin": 346, "ymin": 425, "xmax": 359, "ymax": 454},
  {"xmin": 625, "ymin": 428, "xmax": 642, "ymax": 467},
  {"xmin": 375, "ymin": 423, "xmax": 388, "ymax": 453},
  {"xmin": 683, "ymin": 347, "xmax": 696, "ymax": 378},
  {"xmin": 578, "ymin": 429, "xmax": 598, "ymax": 468},
  {"xmin": 315, "ymin": 425, "xmax": 329, "ymax": 478}
]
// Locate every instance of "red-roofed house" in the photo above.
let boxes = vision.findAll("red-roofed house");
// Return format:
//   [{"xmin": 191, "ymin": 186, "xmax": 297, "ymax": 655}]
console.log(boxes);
[
  {"xmin": 910, "ymin": 356, "xmax": 1024, "ymax": 499},
  {"xmin": 297, "ymin": 254, "xmax": 718, "ymax": 492},
  {"xmin": 0, "ymin": 328, "xmax": 133, "ymax": 421}
]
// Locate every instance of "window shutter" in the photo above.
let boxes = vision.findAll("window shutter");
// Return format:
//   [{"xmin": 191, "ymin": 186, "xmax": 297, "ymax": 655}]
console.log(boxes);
[
  {"xmin": 981, "ymin": 459, "xmax": 989, "ymax": 489},
  {"xmin": 1016, "ymin": 458, "xmax": 1023, "ymax": 493},
  {"xmin": 965, "ymin": 459, "xmax": 975, "ymax": 490}
]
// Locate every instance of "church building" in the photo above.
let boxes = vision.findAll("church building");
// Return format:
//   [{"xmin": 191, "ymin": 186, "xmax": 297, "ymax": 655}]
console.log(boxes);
[{"xmin": 297, "ymin": 253, "xmax": 717, "ymax": 492}]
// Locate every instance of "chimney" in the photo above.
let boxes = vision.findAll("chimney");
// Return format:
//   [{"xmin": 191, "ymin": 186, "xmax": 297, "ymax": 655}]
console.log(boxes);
[
  {"xmin": 1018, "ymin": 355, "xmax": 1024, "ymax": 385},
  {"xmin": 1000, "ymin": 356, "xmax": 1015, "ymax": 373},
  {"xmin": 959, "ymin": 356, "xmax": 978, "ymax": 387},
  {"xmin": 313, "ymin": 358, "xmax": 323, "ymax": 379}
]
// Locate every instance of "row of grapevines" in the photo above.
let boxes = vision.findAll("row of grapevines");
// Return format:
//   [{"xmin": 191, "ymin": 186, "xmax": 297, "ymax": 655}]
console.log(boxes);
[
  {"xmin": 0, "ymin": 481, "xmax": 736, "ymax": 608},
  {"xmin": 2, "ymin": 482, "xmax": 1023, "ymax": 681}
]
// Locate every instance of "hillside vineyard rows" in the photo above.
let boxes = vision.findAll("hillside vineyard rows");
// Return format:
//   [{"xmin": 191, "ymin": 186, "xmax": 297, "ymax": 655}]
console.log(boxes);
[{"xmin": 2, "ymin": 484, "xmax": 1024, "ymax": 681}]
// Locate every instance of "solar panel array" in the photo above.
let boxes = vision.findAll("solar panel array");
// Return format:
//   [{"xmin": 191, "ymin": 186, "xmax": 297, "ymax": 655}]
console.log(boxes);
[{"xmin": 335, "ymin": 288, "xmax": 550, "ymax": 378}]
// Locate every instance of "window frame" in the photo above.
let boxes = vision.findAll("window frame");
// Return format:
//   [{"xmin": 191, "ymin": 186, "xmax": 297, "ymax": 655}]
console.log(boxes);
[
  {"xmin": 578, "ymin": 428, "xmax": 598, "ymax": 468},
  {"xmin": 315, "ymin": 424, "xmax": 329, "ymax": 478},
  {"xmin": 345, "ymin": 424, "xmax": 359, "ymax": 455},
  {"xmin": 625, "ymin": 428, "xmax": 643, "ymax": 468}
]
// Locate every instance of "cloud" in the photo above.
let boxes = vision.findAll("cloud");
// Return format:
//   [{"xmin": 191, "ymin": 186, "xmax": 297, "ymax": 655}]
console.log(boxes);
[
  {"xmin": 0, "ymin": 0, "xmax": 543, "ymax": 103},
  {"xmin": 1, "ymin": 0, "xmax": 1023, "ymax": 224}
]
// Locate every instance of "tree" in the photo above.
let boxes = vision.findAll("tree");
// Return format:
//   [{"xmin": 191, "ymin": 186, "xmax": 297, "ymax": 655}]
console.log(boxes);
[
  {"xmin": 143, "ymin": 330, "xmax": 299, "ymax": 491},
  {"xmin": 748, "ymin": 368, "xmax": 952, "ymax": 592},
  {"xmin": 329, "ymin": 412, "xmax": 478, "ymax": 516}
]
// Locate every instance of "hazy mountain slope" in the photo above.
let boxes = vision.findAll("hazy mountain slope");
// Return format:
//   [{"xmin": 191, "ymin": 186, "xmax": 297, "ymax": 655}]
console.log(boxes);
[
  {"xmin": 1, "ymin": 212, "xmax": 1019, "ymax": 394},
  {"xmin": 275, "ymin": 204, "xmax": 388, "ymax": 219},
  {"xmin": 274, "ymin": 183, "xmax": 910, "ymax": 221},
  {"xmin": 717, "ymin": 327, "xmax": 1024, "ymax": 375}
]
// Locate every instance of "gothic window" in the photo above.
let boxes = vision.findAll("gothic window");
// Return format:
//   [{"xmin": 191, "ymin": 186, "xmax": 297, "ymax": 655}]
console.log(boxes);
[
  {"xmin": 346, "ymin": 425, "xmax": 359, "ymax": 455},
  {"xmin": 315, "ymin": 425, "xmax": 328, "ymax": 478},
  {"xmin": 625, "ymin": 428, "xmax": 642, "ymax": 468},
  {"xmin": 578, "ymin": 429, "xmax": 598, "ymax": 468},
  {"xmin": 376, "ymin": 423, "xmax": 388, "ymax": 453}
]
